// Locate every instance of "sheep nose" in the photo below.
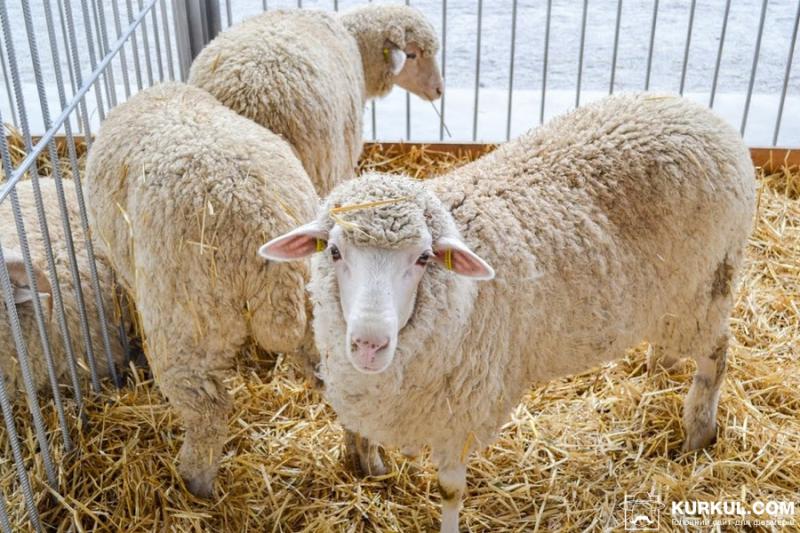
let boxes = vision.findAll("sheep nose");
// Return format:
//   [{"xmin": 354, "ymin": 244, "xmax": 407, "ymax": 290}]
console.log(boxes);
[
  {"xmin": 352, "ymin": 336, "xmax": 390, "ymax": 360},
  {"xmin": 436, "ymin": 86, "xmax": 442, "ymax": 96}
]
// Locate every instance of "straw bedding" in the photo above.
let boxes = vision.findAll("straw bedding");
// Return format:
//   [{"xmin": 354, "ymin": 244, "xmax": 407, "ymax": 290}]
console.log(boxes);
[{"xmin": 1, "ymin": 139, "xmax": 798, "ymax": 531}]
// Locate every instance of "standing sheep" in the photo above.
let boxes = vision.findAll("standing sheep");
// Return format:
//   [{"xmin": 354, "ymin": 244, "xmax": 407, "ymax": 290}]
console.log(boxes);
[
  {"xmin": 188, "ymin": 4, "xmax": 442, "ymax": 195},
  {"xmin": 261, "ymin": 93, "xmax": 756, "ymax": 532},
  {"xmin": 85, "ymin": 82, "xmax": 320, "ymax": 497},
  {"xmin": 0, "ymin": 179, "xmax": 123, "ymax": 397}
]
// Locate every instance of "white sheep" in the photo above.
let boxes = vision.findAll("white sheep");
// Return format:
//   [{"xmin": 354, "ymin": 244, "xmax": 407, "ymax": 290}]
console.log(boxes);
[
  {"xmin": 0, "ymin": 179, "xmax": 123, "ymax": 397},
  {"xmin": 261, "ymin": 93, "xmax": 756, "ymax": 532},
  {"xmin": 85, "ymin": 82, "xmax": 321, "ymax": 497},
  {"xmin": 188, "ymin": 4, "xmax": 442, "ymax": 195}
]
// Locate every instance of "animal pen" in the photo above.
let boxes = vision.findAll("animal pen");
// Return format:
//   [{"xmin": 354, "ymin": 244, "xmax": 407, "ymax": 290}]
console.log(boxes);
[{"xmin": 0, "ymin": 0, "xmax": 799, "ymax": 531}]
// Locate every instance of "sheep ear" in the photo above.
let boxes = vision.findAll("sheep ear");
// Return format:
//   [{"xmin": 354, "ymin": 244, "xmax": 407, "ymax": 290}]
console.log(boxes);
[
  {"xmin": 259, "ymin": 222, "xmax": 329, "ymax": 262},
  {"xmin": 433, "ymin": 237, "xmax": 495, "ymax": 280},
  {"xmin": 3, "ymin": 248, "xmax": 53, "ymax": 313},
  {"xmin": 388, "ymin": 47, "xmax": 406, "ymax": 75}
]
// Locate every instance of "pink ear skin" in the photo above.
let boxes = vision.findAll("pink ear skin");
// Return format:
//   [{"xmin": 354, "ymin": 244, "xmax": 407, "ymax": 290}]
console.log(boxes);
[
  {"xmin": 3, "ymin": 247, "xmax": 54, "ymax": 318},
  {"xmin": 433, "ymin": 237, "xmax": 495, "ymax": 280},
  {"xmin": 258, "ymin": 223, "xmax": 328, "ymax": 262}
]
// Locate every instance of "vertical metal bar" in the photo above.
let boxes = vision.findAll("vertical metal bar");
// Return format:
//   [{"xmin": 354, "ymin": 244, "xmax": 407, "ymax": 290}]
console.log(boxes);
[
  {"xmin": 472, "ymin": 0, "xmax": 483, "ymax": 141},
  {"xmin": 0, "ymin": 269, "xmax": 43, "ymax": 532},
  {"xmin": 609, "ymin": 0, "xmax": 622, "ymax": 94},
  {"xmin": 44, "ymin": 0, "xmax": 121, "ymax": 392},
  {"xmin": 0, "ymin": 493, "xmax": 13, "ymax": 533},
  {"xmin": 64, "ymin": 0, "xmax": 96, "ymax": 145},
  {"xmin": 161, "ymin": 0, "xmax": 176, "ymax": 80},
  {"xmin": 111, "ymin": 0, "xmax": 133, "ymax": 98},
  {"xmin": 405, "ymin": 0, "xmax": 411, "ymax": 141},
  {"xmin": 90, "ymin": 0, "xmax": 114, "ymax": 108},
  {"xmin": 19, "ymin": 0, "xmax": 92, "ymax": 442},
  {"xmin": 506, "ymin": 0, "xmax": 518, "ymax": 140},
  {"xmin": 57, "ymin": 0, "xmax": 84, "ymax": 133},
  {"xmin": 206, "ymin": 0, "xmax": 222, "ymax": 40},
  {"xmin": 439, "ymin": 0, "xmax": 447, "ymax": 140},
  {"xmin": 226, "ymin": 0, "xmax": 232, "ymax": 27},
  {"xmin": 370, "ymin": 102, "xmax": 376, "ymax": 139},
  {"xmin": 298, "ymin": 0, "xmax": 303, "ymax": 8},
  {"xmin": 126, "ymin": 0, "xmax": 145, "ymax": 89},
  {"xmin": 93, "ymin": 0, "xmax": 119, "ymax": 108},
  {"xmin": 137, "ymin": 0, "xmax": 155, "ymax": 86},
  {"xmin": 52, "ymin": 1, "xmax": 105, "ymax": 387},
  {"xmin": 78, "ymin": 0, "xmax": 107, "ymax": 121},
  {"xmin": 709, "ymin": 0, "xmax": 731, "ymax": 108},
  {"xmin": 0, "ymin": 37, "xmax": 17, "ymax": 128},
  {"xmin": 263, "ymin": 0, "xmax": 268, "ymax": 12},
  {"xmin": 186, "ymin": 0, "xmax": 207, "ymax": 58},
  {"xmin": 679, "ymin": 0, "xmax": 696, "ymax": 95},
  {"xmin": 644, "ymin": 0, "xmax": 659, "ymax": 90},
  {"xmin": 1, "ymin": 1, "xmax": 76, "ymax": 469},
  {"xmin": 773, "ymin": 0, "xmax": 799, "ymax": 146},
  {"xmin": 540, "ymin": 0, "xmax": 551, "ymax": 125},
  {"xmin": 151, "ymin": 1, "xmax": 166, "ymax": 81},
  {"xmin": 575, "ymin": 0, "xmax": 588, "ymax": 107},
  {"xmin": 740, "ymin": 0, "xmax": 768, "ymax": 135},
  {"xmin": 333, "ymin": 0, "xmax": 337, "ymax": 11},
  {"xmin": 172, "ymin": 0, "xmax": 193, "ymax": 80}
]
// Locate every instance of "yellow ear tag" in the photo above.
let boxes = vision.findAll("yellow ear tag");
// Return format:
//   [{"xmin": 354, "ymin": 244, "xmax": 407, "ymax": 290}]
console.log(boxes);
[
  {"xmin": 383, "ymin": 48, "xmax": 390, "ymax": 60},
  {"xmin": 443, "ymin": 249, "xmax": 454, "ymax": 271},
  {"xmin": 315, "ymin": 239, "xmax": 326, "ymax": 252}
]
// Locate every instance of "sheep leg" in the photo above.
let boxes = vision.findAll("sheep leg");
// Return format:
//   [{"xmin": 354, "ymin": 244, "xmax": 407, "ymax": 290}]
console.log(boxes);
[
  {"xmin": 682, "ymin": 336, "xmax": 727, "ymax": 452},
  {"xmin": 343, "ymin": 429, "xmax": 387, "ymax": 477},
  {"xmin": 159, "ymin": 368, "xmax": 232, "ymax": 497},
  {"xmin": 437, "ymin": 461, "xmax": 466, "ymax": 533}
]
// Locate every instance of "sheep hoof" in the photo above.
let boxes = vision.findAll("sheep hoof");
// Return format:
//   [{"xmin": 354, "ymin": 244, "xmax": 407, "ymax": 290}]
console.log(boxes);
[
  {"xmin": 344, "ymin": 430, "xmax": 388, "ymax": 477},
  {"xmin": 183, "ymin": 472, "xmax": 214, "ymax": 498},
  {"xmin": 682, "ymin": 426, "xmax": 717, "ymax": 453}
]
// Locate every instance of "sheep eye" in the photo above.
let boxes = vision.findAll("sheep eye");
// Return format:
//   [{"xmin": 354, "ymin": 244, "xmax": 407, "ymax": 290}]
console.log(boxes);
[
  {"xmin": 330, "ymin": 245, "xmax": 341, "ymax": 261},
  {"xmin": 406, "ymin": 52, "xmax": 417, "ymax": 59},
  {"xmin": 416, "ymin": 251, "xmax": 431, "ymax": 266}
]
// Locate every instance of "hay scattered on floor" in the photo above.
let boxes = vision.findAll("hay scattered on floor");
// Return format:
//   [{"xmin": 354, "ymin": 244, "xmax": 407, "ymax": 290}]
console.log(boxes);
[{"xmin": 1, "ymin": 141, "xmax": 798, "ymax": 531}]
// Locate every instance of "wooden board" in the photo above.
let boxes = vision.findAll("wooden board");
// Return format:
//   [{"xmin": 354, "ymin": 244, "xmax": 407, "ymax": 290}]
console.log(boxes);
[{"xmin": 10, "ymin": 136, "xmax": 799, "ymax": 172}]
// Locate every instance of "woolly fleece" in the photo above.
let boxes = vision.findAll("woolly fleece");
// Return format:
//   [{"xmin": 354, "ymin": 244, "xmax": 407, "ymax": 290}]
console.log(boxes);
[
  {"xmin": 188, "ymin": 5, "xmax": 439, "ymax": 195},
  {"xmin": 310, "ymin": 93, "xmax": 756, "ymax": 467},
  {"xmin": 85, "ymin": 82, "xmax": 318, "ymax": 493},
  {"xmin": 0, "ymin": 179, "xmax": 123, "ymax": 397}
]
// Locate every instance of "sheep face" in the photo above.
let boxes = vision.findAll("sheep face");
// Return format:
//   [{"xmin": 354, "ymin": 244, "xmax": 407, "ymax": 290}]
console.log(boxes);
[
  {"xmin": 259, "ymin": 174, "xmax": 494, "ymax": 376},
  {"xmin": 325, "ymin": 225, "xmax": 431, "ymax": 373},
  {"xmin": 389, "ymin": 42, "xmax": 443, "ymax": 101}
]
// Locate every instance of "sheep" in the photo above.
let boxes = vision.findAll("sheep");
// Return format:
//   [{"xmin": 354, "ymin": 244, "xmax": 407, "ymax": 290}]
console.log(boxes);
[
  {"xmin": 260, "ymin": 93, "xmax": 756, "ymax": 532},
  {"xmin": 0, "ymin": 178, "xmax": 123, "ymax": 398},
  {"xmin": 188, "ymin": 4, "xmax": 442, "ymax": 195},
  {"xmin": 84, "ymin": 82, "xmax": 324, "ymax": 497}
]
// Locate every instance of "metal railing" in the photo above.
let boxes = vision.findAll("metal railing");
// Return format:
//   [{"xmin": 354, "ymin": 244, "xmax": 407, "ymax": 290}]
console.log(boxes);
[
  {"xmin": 207, "ymin": 0, "xmax": 798, "ymax": 146},
  {"xmin": 0, "ymin": 0, "xmax": 798, "ymax": 530},
  {"xmin": 0, "ymin": 0, "xmax": 180, "ymax": 529}
]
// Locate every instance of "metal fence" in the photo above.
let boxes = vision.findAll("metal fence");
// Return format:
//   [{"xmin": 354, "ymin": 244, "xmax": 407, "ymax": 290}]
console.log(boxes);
[{"xmin": 0, "ymin": 0, "xmax": 798, "ymax": 529}]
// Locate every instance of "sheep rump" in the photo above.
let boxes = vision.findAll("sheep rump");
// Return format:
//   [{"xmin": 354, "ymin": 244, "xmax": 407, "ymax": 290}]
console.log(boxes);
[
  {"xmin": 85, "ymin": 82, "xmax": 318, "ymax": 495},
  {"xmin": 188, "ymin": 5, "xmax": 441, "ymax": 196},
  {"xmin": 188, "ymin": 9, "xmax": 364, "ymax": 195}
]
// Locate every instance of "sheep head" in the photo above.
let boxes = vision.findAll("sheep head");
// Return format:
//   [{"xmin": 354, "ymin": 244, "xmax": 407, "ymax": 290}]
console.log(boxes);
[{"xmin": 260, "ymin": 174, "xmax": 493, "ymax": 375}]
